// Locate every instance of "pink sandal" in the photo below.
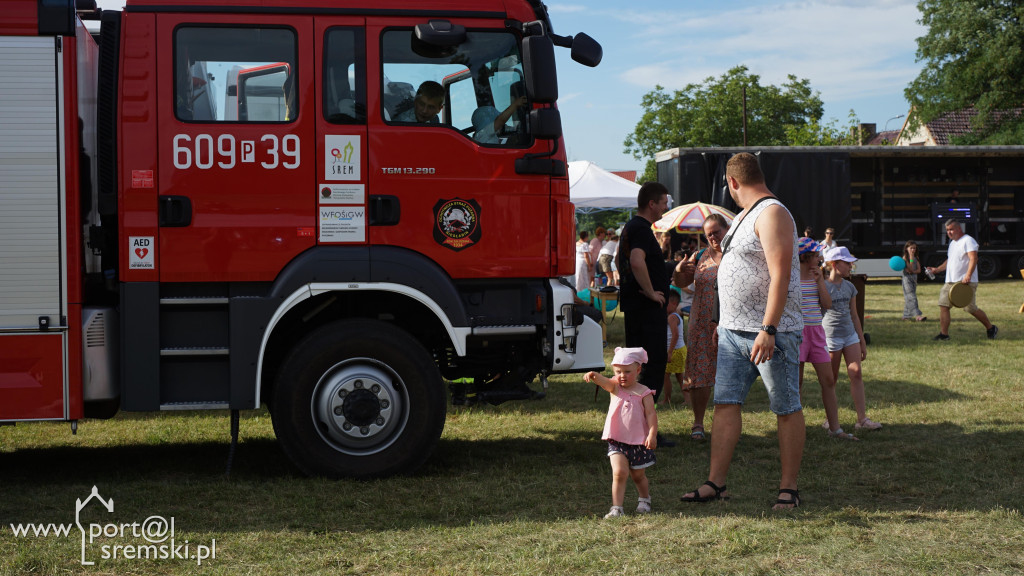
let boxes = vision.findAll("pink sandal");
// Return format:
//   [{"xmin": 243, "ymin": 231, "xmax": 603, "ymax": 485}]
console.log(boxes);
[{"xmin": 855, "ymin": 418, "xmax": 882, "ymax": 431}]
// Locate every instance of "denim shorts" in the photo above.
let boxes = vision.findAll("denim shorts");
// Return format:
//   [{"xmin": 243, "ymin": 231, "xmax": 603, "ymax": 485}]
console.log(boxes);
[
  {"xmin": 825, "ymin": 331, "xmax": 861, "ymax": 352},
  {"xmin": 714, "ymin": 328, "xmax": 802, "ymax": 415}
]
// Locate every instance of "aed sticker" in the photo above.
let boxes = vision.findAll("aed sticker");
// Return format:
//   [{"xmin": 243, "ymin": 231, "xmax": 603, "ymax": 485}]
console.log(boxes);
[
  {"xmin": 433, "ymin": 198, "xmax": 481, "ymax": 251},
  {"xmin": 325, "ymin": 135, "xmax": 360, "ymax": 181},
  {"xmin": 319, "ymin": 183, "xmax": 365, "ymax": 205},
  {"xmin": 319, "ymin": 206, "xmax": 366, "ymax": 242},
  {"xmin": 129, "ymin": 236, "xmax": 155, "ymax": 269}
]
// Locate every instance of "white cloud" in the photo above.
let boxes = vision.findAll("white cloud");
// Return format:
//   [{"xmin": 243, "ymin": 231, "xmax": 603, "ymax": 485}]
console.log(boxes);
[
  {"xmin": 609, "ymin": 1, "xmax": 925, "ymax": 104},
  {"xmin": 620, "ymin": 62, "xmax": 724, "ymax": 90},
  {"xmin": 546, "ymin": 4, "xmax": 589, "ymax": 14}
]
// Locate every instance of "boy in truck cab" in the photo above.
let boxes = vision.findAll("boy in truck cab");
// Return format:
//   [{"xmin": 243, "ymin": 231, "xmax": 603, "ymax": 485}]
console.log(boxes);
[{"xmin": 394, "ymin": 81, "xmax": 445, "ymax": 123}]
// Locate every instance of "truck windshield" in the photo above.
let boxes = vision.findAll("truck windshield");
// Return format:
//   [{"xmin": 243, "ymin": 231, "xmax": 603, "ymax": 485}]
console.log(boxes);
[{"xmin": 382, "ymin": 29, "xmax": 529, "ymax": 146}]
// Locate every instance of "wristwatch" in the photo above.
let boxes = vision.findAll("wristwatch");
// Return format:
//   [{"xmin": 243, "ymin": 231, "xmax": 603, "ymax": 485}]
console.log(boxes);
[{"xmin": 761, "ymin": 324, "xmax": 777, "ymax": 335}]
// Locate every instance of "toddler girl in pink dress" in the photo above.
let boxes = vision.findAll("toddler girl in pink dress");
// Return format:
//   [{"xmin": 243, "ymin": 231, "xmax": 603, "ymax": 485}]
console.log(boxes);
[{"xmin": 584, "ymin": 347, "xmax": 658, "ymax": 519}]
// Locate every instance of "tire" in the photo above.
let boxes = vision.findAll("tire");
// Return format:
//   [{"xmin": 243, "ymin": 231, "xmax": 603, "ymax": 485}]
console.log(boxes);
[
  {"xmin": 976, "ymin": 254, "xmax": 1002, "ymax": 281},
  {"xmin": 1010, "ymin": 254, "xmax": 1024, "ymax": 279},
  {"xmin": 271, "ymin": 319, "xmax": 446, "ymax": 479}
]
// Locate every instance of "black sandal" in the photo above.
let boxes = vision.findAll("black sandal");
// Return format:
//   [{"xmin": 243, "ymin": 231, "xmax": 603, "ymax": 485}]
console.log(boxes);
[
  {"xmin": 680, "ymin": 480, "xmax": 729, "ymax": 502},
  {"xmin": 774, "ymin": 488, "xmax": 800, "ymax": 509}
]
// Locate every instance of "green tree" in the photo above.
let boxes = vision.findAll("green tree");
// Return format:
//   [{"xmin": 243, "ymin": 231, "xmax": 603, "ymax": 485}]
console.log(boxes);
[
  {"xmin": 785, "ymin": 111, "xmax": 869, "ymax": 146},
  {"xmin": 905, "ymin": 0, "xmax": 1024, "ymax": 143},
  {"xmin": 624, "ymin": 65, "xmax": 840, "ymax": 181},
  {"xmin": 575, "ymin": 209, "xmax": 630, "ymax": 239}
]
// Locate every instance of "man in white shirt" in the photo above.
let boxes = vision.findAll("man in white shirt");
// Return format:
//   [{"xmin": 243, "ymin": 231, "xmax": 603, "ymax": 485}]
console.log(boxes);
[
  {"xmin": 819, "ymin": 227, "xmax": 837, "ymax": 251},
  {"xmin": 926, "ymin": 219, "xmax": 997, "ymax": 340}
]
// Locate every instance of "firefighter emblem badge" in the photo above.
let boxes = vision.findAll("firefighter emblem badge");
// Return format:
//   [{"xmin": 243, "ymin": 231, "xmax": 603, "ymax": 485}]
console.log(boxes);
[{"xmin": 433, "ymin": 198, "xmax": 481, "ymax": 251}]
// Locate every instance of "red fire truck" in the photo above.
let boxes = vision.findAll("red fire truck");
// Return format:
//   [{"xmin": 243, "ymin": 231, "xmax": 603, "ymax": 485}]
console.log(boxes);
[{"xmin": 0, "ymin": 0, "xmax": 604, "ymax": 478}]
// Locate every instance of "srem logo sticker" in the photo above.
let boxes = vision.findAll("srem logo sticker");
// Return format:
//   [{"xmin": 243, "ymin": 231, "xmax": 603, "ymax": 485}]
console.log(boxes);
[{"xmin": 433, "ymin": 198, "xmax": 481, "ymax": 251}]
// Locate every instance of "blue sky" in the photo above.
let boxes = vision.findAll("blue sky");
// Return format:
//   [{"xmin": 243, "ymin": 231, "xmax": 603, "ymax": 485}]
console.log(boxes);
[
  {"xmin": 549, "ymin": 0, "xmax": 927, "ymax": 172},
  {"xmin": 96, "ymin": 0, "xmax": 926, "ymax": 173}
]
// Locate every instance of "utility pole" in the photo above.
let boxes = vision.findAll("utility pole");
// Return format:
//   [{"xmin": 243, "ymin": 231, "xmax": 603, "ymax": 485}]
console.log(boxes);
[{"xmin": 742, "ymin": 86, "xmax": 748, "ymax": 146}]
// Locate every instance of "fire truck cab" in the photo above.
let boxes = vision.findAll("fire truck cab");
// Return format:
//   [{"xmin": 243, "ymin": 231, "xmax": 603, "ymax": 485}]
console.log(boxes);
[{"xmin": 0, "ymin": 0, "xmax": 604, "ymax": 478}]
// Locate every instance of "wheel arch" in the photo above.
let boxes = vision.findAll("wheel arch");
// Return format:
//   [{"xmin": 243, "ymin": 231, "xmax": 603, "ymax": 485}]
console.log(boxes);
[
  {"xmin": 257, "ymin": 283, "xmax": 469, "ymax": 407},
  {"xmin": 256, "ymin": 246, "xmax": 470, "ymax": 406}
]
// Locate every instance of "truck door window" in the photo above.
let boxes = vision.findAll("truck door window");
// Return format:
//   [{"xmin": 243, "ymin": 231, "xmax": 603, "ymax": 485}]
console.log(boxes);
[
  {"xmin": 381, "ymin": 29, "xmax": 529, "ymax": 146},
  {"xmin": 324, "ymin": 28, "xmax": 367, "ymax": 125},
  {"xmin": 174, "ymin": 27, "xmax": 297, "ymax": 123}
]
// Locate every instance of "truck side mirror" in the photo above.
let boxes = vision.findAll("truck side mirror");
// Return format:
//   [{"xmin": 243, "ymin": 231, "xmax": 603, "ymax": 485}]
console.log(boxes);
[
  {"xmin": 529, "ymin": 108, "xmax": 562, "ymax": 140},
  {"xmin": 522, "ymin": 36, "xmax": 557, "ymax": 104},
  {"xmin": 570, "ymin": 33, "xmax": 602, "ymax": 67}
]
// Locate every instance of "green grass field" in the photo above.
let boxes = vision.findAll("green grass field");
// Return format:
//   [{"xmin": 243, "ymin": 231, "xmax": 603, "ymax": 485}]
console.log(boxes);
[{"xmin": 2, "ymin": 279, "xmax": 1022, "ymax": 575}]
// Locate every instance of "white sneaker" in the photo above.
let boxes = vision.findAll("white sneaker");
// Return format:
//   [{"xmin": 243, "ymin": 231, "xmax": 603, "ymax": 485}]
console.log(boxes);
[
  {"xmin": 636, "ymin": 498, "xmax": 651, "ymax": 514},
  {"xmin": 604, "ymin": 506, "xmax": 625, "ymax": 519}
]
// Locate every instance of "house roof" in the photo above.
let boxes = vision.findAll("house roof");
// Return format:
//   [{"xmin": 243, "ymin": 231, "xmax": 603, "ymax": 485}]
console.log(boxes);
[
  {"xmin": 866, "ymin": 130, "xmax": 900, "ymax": 145},
  {"xmin": 924, "ymin": 108, "xmax": 1024, "ymax": 145},
  {"xmin": 610, "ymin": 170, "xmax": 637, "ymax": 183}
]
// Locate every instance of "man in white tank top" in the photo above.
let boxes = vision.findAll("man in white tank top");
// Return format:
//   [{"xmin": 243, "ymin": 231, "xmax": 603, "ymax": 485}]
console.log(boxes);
[{"xmin": 680, "ymin": 153, "xmax": 805, "ymax": 510}]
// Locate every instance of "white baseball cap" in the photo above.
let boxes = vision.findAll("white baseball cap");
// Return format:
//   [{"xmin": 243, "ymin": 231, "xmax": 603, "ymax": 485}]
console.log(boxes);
[{"xmin": 824, "ymin": 246, "xmax": 857, "ymax": 262}]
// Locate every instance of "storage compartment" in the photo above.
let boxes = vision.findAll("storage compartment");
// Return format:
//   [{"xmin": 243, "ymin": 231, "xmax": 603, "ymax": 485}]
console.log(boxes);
[
  {"xmin": 0, "ymin": 334, "xmax": 66, "ymax": 421},
  {"xmin": 0, "ymin": 36, "xmax": 64, "ymax": 330}
]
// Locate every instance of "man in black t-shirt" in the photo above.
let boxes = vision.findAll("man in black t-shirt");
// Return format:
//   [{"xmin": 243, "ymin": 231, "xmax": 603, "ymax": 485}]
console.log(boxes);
[{"xmin": 616, "ymin": 182, "xmax": 673, "ymax": 445}]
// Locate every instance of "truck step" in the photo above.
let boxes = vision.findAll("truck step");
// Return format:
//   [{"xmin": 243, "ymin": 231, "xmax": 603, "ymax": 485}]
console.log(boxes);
[
  {"xmin": 470, "ymin": 325, "xmax": 536, "ymax": 336},
  {"xmin": 159, "ymin": 401, "xmax": 229, "ymax": 411},
  {"xmin": 159, "ymin": 297, "xmax": 230, "ymax": 305},
  {"xmin": 160, "ymin": 347, "xmax": 229, "ymax": 356}
]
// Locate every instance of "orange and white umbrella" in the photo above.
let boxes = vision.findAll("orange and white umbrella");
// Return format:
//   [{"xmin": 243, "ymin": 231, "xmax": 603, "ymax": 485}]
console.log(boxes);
[{"xmin": 651, "ymin": 202, "xmax": 736, "ymax": 233}]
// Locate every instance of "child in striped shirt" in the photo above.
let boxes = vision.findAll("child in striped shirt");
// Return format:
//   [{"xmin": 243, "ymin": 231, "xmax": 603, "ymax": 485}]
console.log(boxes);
[{"xmin": 797, "ymin": 238, "xmax": 857, "ymax": 440}]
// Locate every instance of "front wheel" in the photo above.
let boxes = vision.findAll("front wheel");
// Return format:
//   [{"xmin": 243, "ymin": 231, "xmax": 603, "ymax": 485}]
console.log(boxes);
[{"xmin": 271, "ymin": 319, "xmax": 446, "ymax": 478}]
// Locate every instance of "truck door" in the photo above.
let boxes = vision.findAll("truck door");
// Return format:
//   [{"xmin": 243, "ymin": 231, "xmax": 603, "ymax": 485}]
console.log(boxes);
[
  {"xmin": 315, "ymin": 19, "xmax": 369, "ymax": 246},
  {"xmin": 366, "ymin": 20, "xmax": 550, "ymax": 279},
  {"xmin": 156, "ymin": 16, "xmax": 316, "ymax": 282}
]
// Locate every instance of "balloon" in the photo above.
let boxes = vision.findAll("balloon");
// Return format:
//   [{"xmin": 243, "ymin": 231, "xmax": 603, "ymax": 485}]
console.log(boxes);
[{"xmin": 889, "ymin": 255, "xmax": 906, "ymax": 272}]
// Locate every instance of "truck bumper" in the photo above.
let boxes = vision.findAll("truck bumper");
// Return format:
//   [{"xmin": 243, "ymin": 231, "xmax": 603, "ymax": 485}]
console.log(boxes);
[{"xmin": 548, "ymin": 280, "xmax": 605, "ymax": 372}]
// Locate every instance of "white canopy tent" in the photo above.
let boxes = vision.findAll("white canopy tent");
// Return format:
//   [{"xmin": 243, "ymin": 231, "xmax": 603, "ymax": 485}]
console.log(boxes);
[{"xmin": 568, "ymin": 161, "xmax": 642, "ymax": 213}]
